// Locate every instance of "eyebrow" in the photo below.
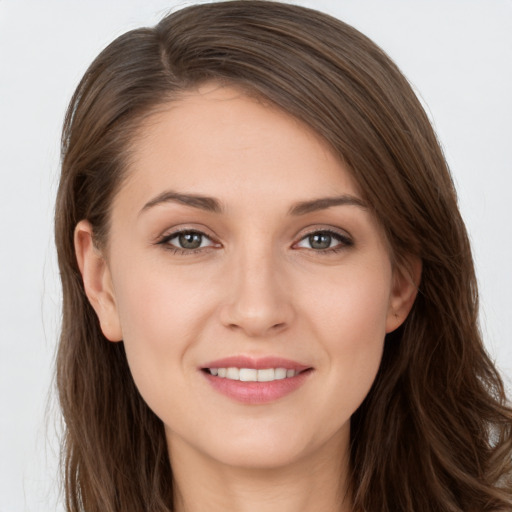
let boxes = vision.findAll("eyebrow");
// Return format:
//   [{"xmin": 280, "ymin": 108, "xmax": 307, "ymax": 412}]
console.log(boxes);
[
  {"xmin": 289, "ymin": 195, "xmax": 368, "ymax": 215},
  {"xmin": 139, "ymin": 190, "xmax": 367, "ymax": 216},
  {"xmin": 140, "ymin": 191, "xmax": 223, "ymax": 215}
]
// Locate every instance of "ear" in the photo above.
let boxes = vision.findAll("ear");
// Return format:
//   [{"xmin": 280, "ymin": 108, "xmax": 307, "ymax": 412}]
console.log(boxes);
[
  {"xmin": 74, "ymin": 220, "xmax": 123, "ymax": 342},
  {"xmin": 386, "ymin": 256, "xmax": 422, "ymax": 333}
]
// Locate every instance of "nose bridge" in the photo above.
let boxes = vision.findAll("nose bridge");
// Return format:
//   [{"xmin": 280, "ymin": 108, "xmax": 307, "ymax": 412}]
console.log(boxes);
[{"xmin": 220, "ymin": 237, "xmax": 293, "ymax": 337}]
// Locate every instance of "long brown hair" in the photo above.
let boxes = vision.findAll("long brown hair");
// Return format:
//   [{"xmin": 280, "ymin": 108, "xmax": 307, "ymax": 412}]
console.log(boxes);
[{"xmin": 55, "ymin": 1, "xmax": 512, "ymax": 510}]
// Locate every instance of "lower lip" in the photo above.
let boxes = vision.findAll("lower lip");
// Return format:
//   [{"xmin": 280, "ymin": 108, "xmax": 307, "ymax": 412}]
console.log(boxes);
[{"xmin": 203, "ymin": 370, "xmax": 312, "ymax": 404}]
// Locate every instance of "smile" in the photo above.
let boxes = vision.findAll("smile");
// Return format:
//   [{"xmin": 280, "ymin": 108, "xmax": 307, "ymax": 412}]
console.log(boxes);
[
  {"xmin": 206, "ymin": 367, "xmax": 299, "ymax": 381},
  {"xmin": 201, "ymin": 357, "xmax": 313, "ymax": 404}
]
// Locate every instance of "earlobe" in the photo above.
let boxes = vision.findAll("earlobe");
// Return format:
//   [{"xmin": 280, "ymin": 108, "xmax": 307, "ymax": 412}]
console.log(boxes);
[
  {"xmin": 74, "ymin": 220, "xmax": 123, "ymax": 342},
  {"xmin": 386, "ymin": 256, "xmax": 422, "ymax": 333}
]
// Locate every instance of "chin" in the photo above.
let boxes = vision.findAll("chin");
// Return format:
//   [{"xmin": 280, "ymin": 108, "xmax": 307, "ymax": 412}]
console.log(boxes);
[
  {"xmin": 209, "ymin": 437, "xmax": 312, "ymax": 470},
  {"xmin": 196, "ymin": 417, "xmax": 349, "ymax": 471}
]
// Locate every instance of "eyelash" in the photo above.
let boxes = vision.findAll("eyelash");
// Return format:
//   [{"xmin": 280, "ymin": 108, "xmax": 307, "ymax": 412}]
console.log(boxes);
[
  {"xmin": 293, "ymin": 229, "xmax": 353, "ymax": 253},
  {"xmin": 156, "ymin": 229, "xmax": 219, "ymax": 255},
  {"xmin": 156, "ymin": 228, "xmax": 353, "ymax": 255}
]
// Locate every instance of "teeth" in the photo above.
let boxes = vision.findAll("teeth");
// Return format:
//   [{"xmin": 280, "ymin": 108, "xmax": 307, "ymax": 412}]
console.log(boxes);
[
  {"xmin": 275, "ymin": 368, "xmax": 287, "ymax": 380},
  {"xmin": 226, "ymin": 367, "xmax": 239, "ymax": 380},
  {"xmin": 239, "ymin": 368, "xmax": 257, "ymax": 381},
  {"xmin": 209, "ymin": 367, "xmax": 298, "ymax": 381},
  {"xmin": 257, "ymin": 368, "xmax": 275, "ymax": 382}
]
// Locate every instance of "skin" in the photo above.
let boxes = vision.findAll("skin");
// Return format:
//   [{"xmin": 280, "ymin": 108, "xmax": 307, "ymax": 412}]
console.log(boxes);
[{"xmin": 75, "ymin": 84, "xmax": 420, "ymax": 512}]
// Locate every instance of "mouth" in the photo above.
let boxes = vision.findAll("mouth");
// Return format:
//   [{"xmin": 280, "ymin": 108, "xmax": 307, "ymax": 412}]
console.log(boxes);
[
  {"xmin": 200, "ymin": 356, "xmax": 313, "ymax": 404},
  {"xmin": 202, "ymin": 367, "xmax": 309, "ymax": 381}
]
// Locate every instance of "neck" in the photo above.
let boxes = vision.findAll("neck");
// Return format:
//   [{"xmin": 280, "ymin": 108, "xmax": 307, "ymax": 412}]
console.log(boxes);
[{"xmin": 167, "ymin": 431, "xmax": 352, "ymax": 512}]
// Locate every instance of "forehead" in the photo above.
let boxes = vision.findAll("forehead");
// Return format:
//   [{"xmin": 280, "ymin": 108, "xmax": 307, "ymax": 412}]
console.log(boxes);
[{"xmin": 117, "ymin": 84, "xmax": 363, "ymax": 215}]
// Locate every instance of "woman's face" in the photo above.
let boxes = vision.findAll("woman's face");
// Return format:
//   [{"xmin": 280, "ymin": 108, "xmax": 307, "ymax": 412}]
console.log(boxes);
[{"xmin": 77, "ymin": 84, "xmax": 417, "ymax": 470}]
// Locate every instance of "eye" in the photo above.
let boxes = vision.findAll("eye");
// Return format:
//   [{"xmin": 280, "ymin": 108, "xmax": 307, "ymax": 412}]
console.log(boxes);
[
  {"xmin": 295, "ymin": 230, "xmax": 352, "ymax": 251},
  {"xmin": 158, "ymin": 230, "xmax": 217, "ymax": 252}
]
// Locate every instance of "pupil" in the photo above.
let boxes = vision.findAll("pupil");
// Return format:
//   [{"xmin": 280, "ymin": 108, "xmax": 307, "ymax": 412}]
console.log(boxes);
[
  {"xmin": 179, "ymin": 232, "xmax": 202, "ymax": 249},
  {"xmin": 310, "ymin": 233, "xmax": 331, "ymax": 249}
]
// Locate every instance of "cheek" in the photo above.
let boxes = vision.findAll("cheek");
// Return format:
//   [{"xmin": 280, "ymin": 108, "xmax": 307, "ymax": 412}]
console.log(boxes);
[
  {"xmin": 304, "ymin": 258, "xmax": 391, "ymax": 338},
  {"xmin": 302, "ymin": 262, "xmax": 391, "ymax": 401},
  {"xmin": 110, "ymin": 259, "xmax": 215, "ymax": 410},
  {"xmin": 113, "ymin": 252, "xmax": 213, "ymax": 341}
]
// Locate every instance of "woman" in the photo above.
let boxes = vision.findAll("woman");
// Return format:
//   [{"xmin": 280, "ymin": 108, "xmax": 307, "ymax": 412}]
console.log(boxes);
[{"xmin": 54, "ymin": 1, "xmax": 512, "ymax": 511}]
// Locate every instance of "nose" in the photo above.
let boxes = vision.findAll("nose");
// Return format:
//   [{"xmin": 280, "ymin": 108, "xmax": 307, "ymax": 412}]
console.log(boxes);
[{"xmin": 219, "ymin": 248, "xmax": 295, "ymax": 338}]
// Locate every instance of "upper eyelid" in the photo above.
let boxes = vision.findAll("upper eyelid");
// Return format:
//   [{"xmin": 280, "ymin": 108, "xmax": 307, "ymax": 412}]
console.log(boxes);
[
  {"xmin": 165, "ymin": 228, "xmax": 211, "ymax": 238},
  {"xmin": 292, "ymin": 228, "xmax": 354, "ymax": 251},
  {"xmin": 155, "ymin": 225, "xmax": 352, "ymax": 246},
  {"xmin": 167, "ymin": 230, "xmax": 212, "ymax": 241},
  {"xmin": 157, "ymin": 229, "xmax": 219, "ymax": 253},
  {"xmin": 294, "ymin": 226, "xmax": 352, "ymax": 242},
  {"xmin": 157, "ymin": 226, "xmax": 218, "ymax": 242}
]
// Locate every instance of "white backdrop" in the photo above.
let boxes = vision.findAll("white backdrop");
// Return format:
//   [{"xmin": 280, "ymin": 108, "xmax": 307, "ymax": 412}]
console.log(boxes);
[{"xmin": 1, "ymin": 1, "xmax": 511, "ymax": 510}]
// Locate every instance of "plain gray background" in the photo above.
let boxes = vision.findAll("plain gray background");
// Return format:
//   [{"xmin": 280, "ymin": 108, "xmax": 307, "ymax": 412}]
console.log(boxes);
[{"xmin": 1, "ymin": 1, "xmax": 511, "ymax": 510}]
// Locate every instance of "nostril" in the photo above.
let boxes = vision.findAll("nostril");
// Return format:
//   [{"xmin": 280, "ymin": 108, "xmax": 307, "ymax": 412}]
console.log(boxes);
[{"xmin": 218, "ymin": 293, "xmax": 295, "ymax": 337}]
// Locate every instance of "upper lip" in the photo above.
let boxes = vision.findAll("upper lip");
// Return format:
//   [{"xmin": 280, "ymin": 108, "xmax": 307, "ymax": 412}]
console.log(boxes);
[{"xmin": 201, "ymin": 355, "xmax": 311, "ymax": 372}]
